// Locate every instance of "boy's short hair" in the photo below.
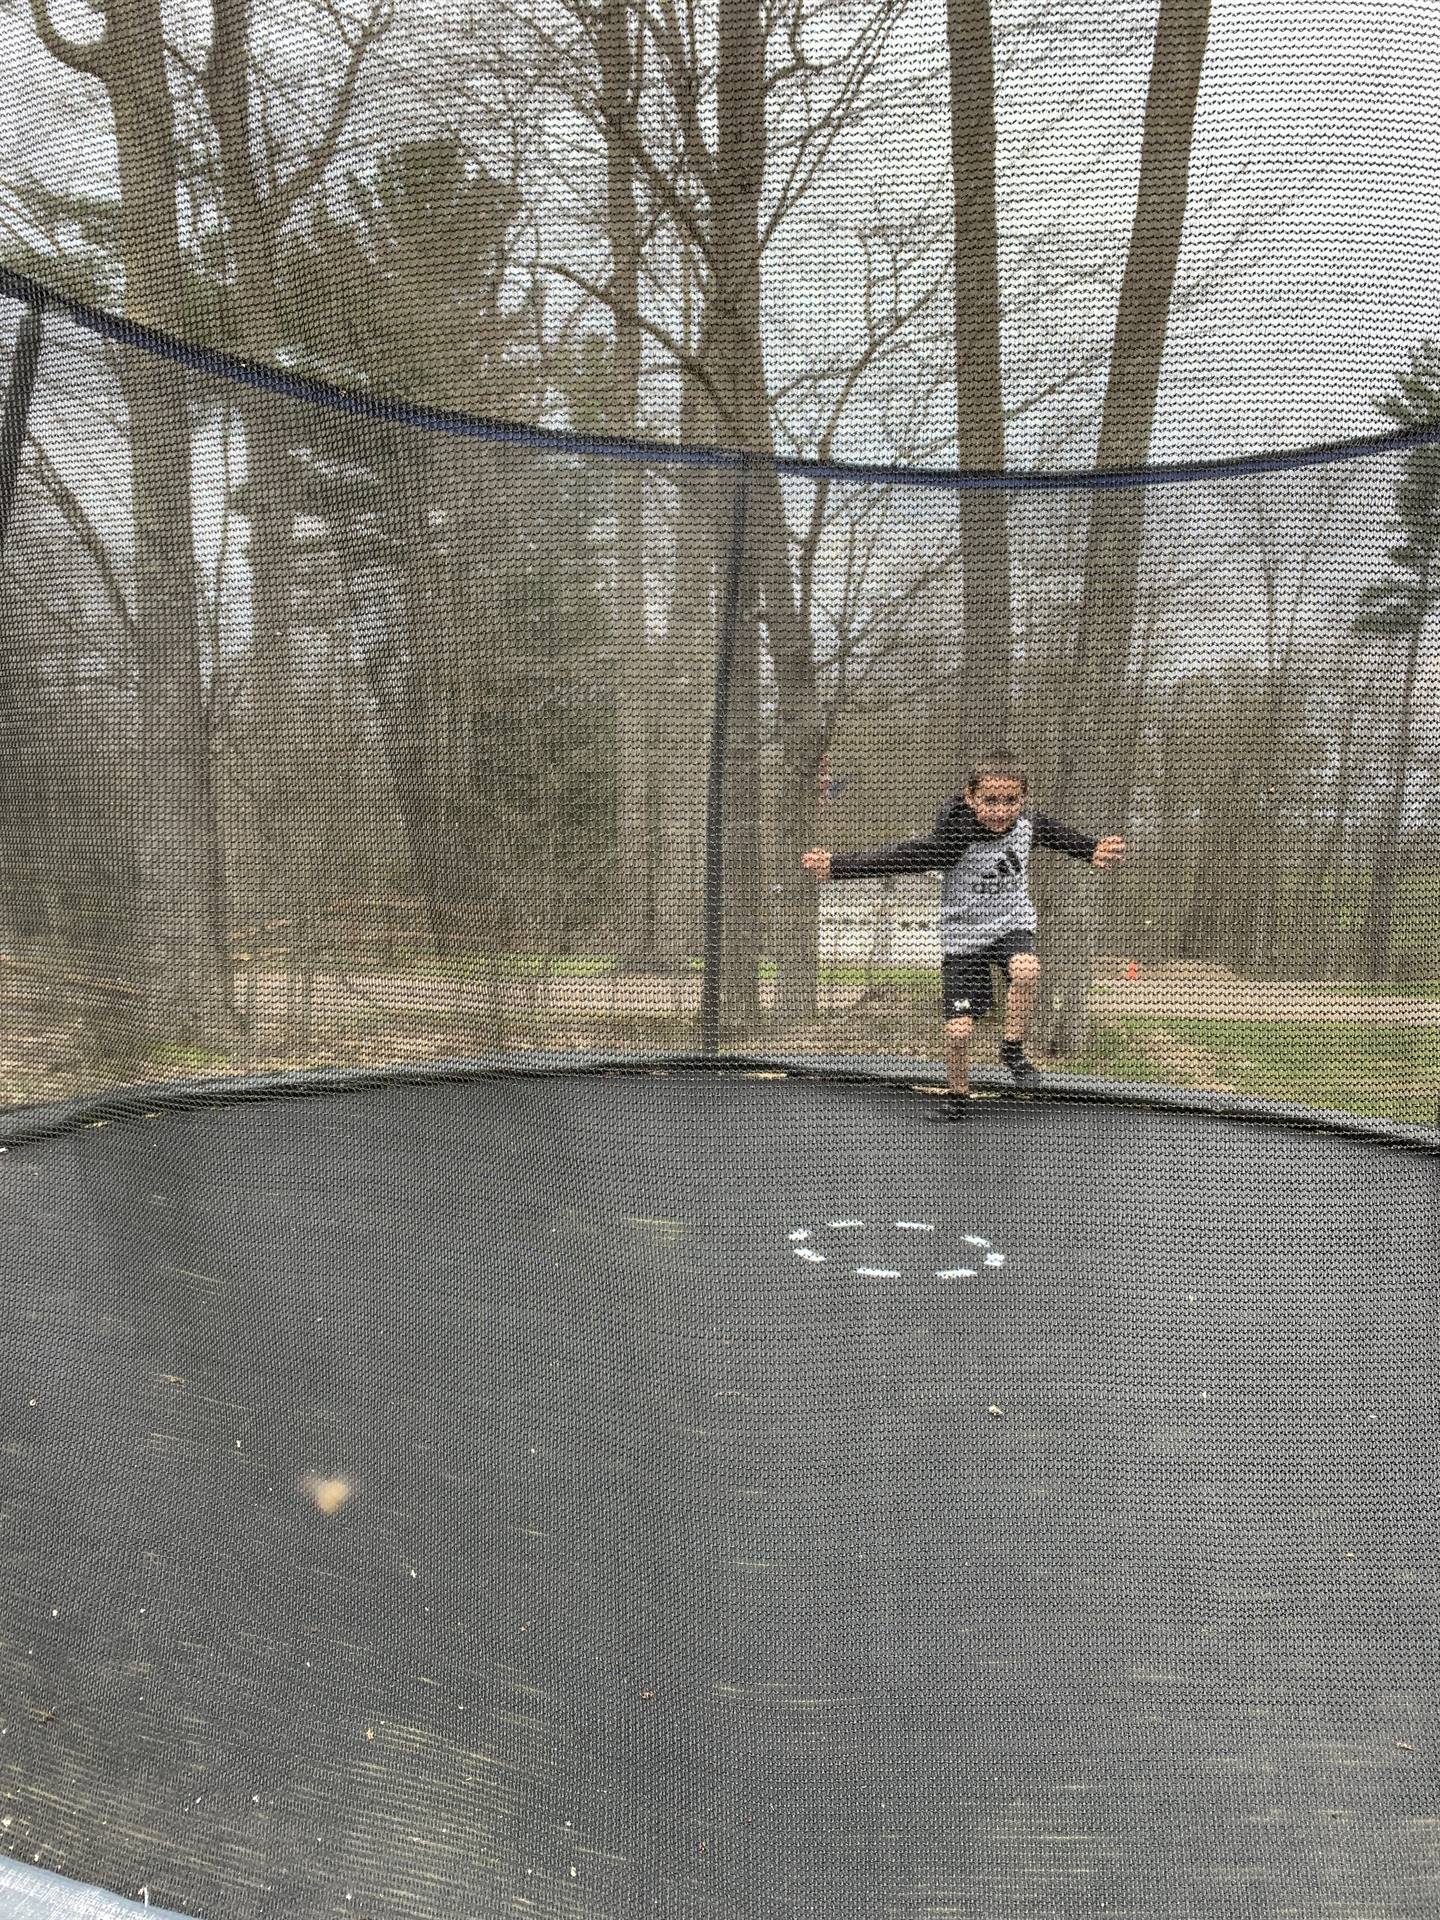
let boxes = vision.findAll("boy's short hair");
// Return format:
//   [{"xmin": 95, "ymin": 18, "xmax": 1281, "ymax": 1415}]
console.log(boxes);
[{"xmin": 965, "ymin": 752, "xmax": 1029, "ymax": 795}]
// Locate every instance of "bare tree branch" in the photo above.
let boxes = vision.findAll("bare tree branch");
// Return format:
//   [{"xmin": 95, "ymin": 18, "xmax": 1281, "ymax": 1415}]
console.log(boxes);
[
  {"xmin": 760, "ymin": 3, "xmax": 905, "ymax": 247},
  {"xmin": 542, "ymin": 258, "xmax": 727, "ymax": 413},
  {"xmin": 23, "ymin": 444, "xmax": 135, "ymax": 635},
  {"xmin": 27, "ymin": 0, "xmax": 109, "ymax": 78},
  {"xmin": 637, "ymin": 0, "xmax": 716, "ymax": 192},
  {"xmin": 270, "ymin": 0, "xmax": 394, "ymax": 232}
]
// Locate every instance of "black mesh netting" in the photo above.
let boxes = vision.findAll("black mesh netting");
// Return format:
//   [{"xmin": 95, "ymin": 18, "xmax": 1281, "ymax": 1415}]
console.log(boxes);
[
  {"xmin": 0, "ymin": 301, "xmax": 1435, "ymax": 1119},
  {"xmin": 2, "ymin": 5, "xmax": 1439, "ymax": 1914}
]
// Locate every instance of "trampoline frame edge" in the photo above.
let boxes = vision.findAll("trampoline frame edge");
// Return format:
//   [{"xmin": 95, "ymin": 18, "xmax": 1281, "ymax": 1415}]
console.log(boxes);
[{"xmin": 0, "ymin": 1050, "xmax": 1435, "ymax": 1156}]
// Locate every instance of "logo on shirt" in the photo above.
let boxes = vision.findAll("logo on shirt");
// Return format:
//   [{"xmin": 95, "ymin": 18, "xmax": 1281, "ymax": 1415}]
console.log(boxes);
[{"xmin": 970, "ymin": 848, "xmax": 1024, "ymax": 896}]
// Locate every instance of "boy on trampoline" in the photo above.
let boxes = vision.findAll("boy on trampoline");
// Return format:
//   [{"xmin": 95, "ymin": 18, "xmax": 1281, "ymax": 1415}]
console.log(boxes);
[{"xmin": 801, "ymin": 752, "xmax": 1125, "ymax": 1119}]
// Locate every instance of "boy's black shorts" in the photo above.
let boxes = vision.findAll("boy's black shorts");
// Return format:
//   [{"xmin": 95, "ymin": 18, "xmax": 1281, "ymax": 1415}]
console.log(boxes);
[{"xmin": 940, "ymin": 930, "xmax": 1037, "ymax": 1021}]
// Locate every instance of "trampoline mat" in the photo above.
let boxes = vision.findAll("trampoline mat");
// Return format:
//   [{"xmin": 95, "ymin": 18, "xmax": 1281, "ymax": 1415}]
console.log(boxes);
[{"xmin": 1, "ymin": 1068, "xmax": 1436, "ymax": 1918}]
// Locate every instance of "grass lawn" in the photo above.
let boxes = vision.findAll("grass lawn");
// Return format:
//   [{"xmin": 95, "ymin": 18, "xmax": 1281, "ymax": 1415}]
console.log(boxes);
[
  {"xmin": 8, "ymin": 955, "xmax": 1435, "ymax": 1130},
  {"xmin": 1083, "ymin": 1016, "xmax": 1437, "ymax": 1126}
]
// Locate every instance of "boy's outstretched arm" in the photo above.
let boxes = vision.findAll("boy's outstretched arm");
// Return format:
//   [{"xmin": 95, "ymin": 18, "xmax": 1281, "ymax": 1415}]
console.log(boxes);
[
  {"xmin": 802, "ymin": 798, "xmax": 978, "ymax": 883},
  {"xmin": 1033, "ymin": 814, "xmax": 1126, "ymax": 869}
]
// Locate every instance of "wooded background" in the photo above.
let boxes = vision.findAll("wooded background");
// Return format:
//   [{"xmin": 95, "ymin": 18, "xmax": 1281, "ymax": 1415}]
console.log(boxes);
[{"xmin": 1, "ymin": 0, "xmax": 1436, "ymax": 1111}]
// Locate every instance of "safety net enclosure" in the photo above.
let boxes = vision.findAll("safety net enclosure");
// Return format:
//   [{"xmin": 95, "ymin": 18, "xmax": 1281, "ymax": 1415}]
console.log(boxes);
[
  {"xmin": 0, "ymin": 287, "xmax": 1436, "ymax": 1121},
  {"xmin": 2, "ymin": 0, "xmax": 1440, "ymax": 1913}
]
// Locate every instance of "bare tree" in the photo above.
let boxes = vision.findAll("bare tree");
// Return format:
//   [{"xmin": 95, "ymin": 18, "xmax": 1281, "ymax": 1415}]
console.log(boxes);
[
  {"xmin": 1241, "ymin": 471, "xmax": 1351, "ymax": 975},
  {"xmin": 1352, "ymin": 461, "xmax": 1440, "ymax": 980},
  {"xmin": 946, "ymin": 0, "xmax": 1011, "ymax": 750},
  {"xmin": 28, "ymin": 0, "xmax": 231, "ymax": 1051},
  {"xmin": 1311, "ymin": 652, "xmax": 1380, "ymax": 979},
  {"xmin": 539, "ymin": 0, "xmax": 911, "ymax": 1021},
  {"xmin": 199, "ymin": 0, "xmax": 391, "ymax": 946},
  {"xmin": 1041, "ymin": 0, "xmax": 1212, "ymax": 1058},
  {"xmin": 592, "ymin": 0, "xmax": 655, "ymax": 966},
  {"xmin": 653, "ymin": 247, "xmax": 722, "ymax": 971}
]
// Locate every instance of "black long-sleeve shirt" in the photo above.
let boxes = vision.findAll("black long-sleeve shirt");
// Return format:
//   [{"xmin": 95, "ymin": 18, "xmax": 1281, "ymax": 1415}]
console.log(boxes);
[{"xmin": 830, "ymin": 796, "xmax": 1097, "ymax": 954}]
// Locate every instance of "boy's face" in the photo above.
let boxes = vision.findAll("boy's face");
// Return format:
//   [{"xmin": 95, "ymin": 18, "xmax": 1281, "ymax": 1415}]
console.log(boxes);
[{"xmin": 968, "ymin": 776, "xmax": 1027, "ymax": 833}]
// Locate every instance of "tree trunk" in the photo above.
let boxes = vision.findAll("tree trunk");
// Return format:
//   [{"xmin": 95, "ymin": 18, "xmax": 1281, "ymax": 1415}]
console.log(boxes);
[
  {"xmin": 654, "ymin": 293, "xmax": 717, "ymax": 970},
  {"xmin": 596, "ymin": 0, "xmax": 654, "ymax": 967},
  {"xmin": 0, "ymin": 301, "xmax": 47, "ymax": 950},
  {"xmin": 25, "ymin": 0, "xmax": 229, "ymax": 1050},
  {"xmin": 0, "ymin": 297, "xmax": 42, "ymax": 556},
  {"xmin": 946, "ymin": 0, "xmax": 1012, "ymax": 751},
  {"xmin": 1365, "ymin": 602, "xmax": 1427, "ymax": 980},
  {"xmin": 207, "ymin": 0, "xmax": 308, "ymax": 982},
  {"xmin": 1042, "ymin": 0, "xmax": 1211, "ymax": 1060},
  {"xmin": 708, "ymin": 0, "xmax": 770, "ymax": 1031},
  {"xmin": 1315, "ymin": 674, "xmax": 1364, "ymax": 977},
  {"xmin": 382, "ymin": 437, "xmax": 490, "ymax": 962},
  {"xmin": 761, "ymin": 464, "xmax": 825, "ymax": 1024},
  {"xmin": 107, "ymin": 0, "xmax": 230, "ymax": 1050}
]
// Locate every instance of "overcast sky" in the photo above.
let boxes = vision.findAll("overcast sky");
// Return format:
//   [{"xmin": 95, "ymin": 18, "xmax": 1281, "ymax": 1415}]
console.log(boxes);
[
  {"xmin": 1, "ymin": 0, "xmax": 1438, "ymax": 780},
  {"xmin": 3, "ymin": 0, "xmax": 1440, "ymax": 469}
]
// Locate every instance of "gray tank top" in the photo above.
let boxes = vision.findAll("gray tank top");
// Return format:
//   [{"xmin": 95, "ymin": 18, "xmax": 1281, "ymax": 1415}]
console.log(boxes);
[{"xmin": 938, "ymin": 818, "xmax": 1037, "ymax": 953}]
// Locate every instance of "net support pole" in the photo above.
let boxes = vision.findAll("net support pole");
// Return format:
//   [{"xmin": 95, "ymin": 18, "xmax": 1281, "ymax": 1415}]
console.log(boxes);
[
  {"xmin": 0, "ymin": 294, "xmax": 44, "ymax": 560},
  {"xmin": 699, "ymin": 458, "xmax": 752, "ymax": 1057}
]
